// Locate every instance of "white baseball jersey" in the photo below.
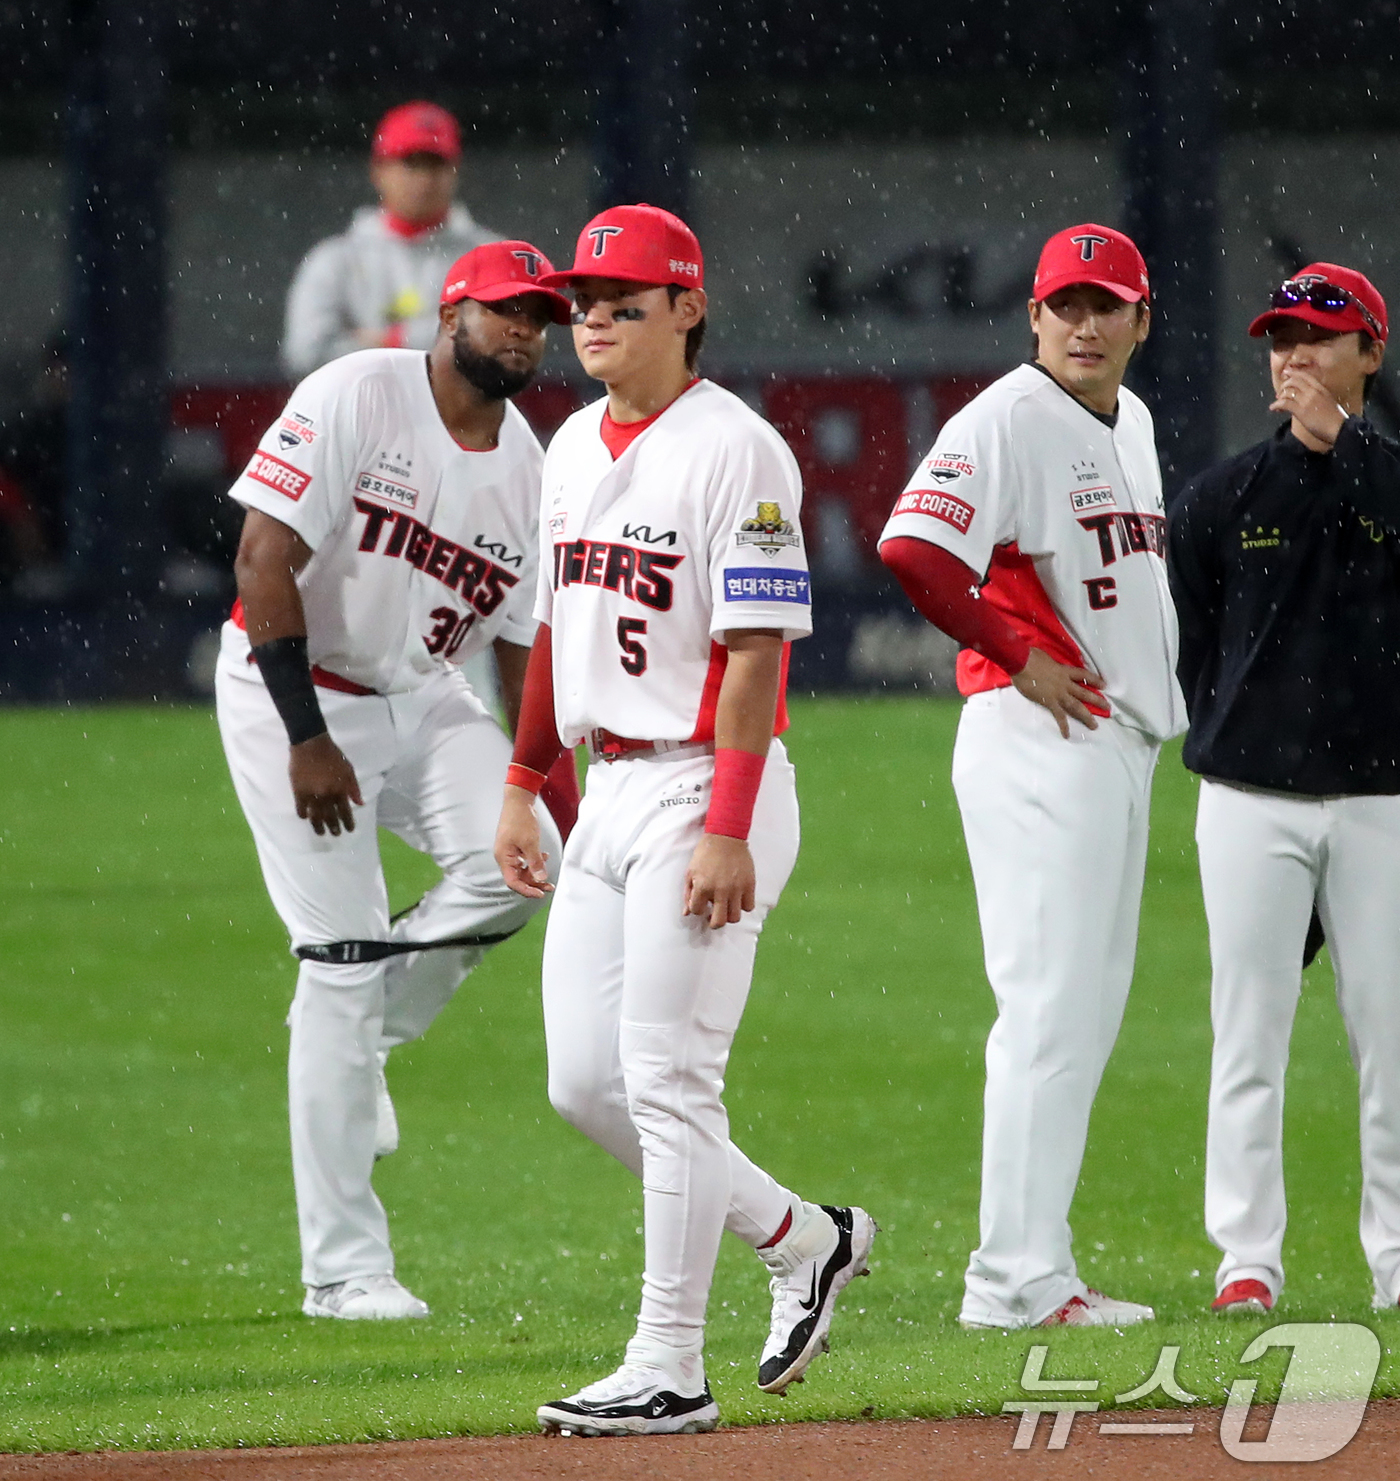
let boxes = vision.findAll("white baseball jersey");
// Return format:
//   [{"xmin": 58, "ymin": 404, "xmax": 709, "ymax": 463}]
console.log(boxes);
[
  {"xmin": 535, "ymin": 380, "xmax": 812, "ymax": 746},
  {"xmin": 880, "ymin": 362, "xmax": 1186, "ymax": 742},
  {"xmin": 282, "ymin": 205, "xmax": 499, "ymax": 376},
  {"xmin": 227, "ymin": 348, "xmax": 540, "ymax": 695}
]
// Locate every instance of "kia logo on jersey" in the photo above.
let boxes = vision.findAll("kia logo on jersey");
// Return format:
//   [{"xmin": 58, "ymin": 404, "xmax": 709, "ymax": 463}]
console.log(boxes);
[
  {"xmin": 588, "ymin": 226, "xmax": 624, "ymax": 257},
  {"xmin": 473, "ymin": 533, "xmax": 522, "ymax": 567},
  {"xmin": 1071, "ymin": 233, "xmax": 1109, "ymax": 261},
  {"xmin": 621, "ymin": 523, "xmax": 678, "ymax": 546}
]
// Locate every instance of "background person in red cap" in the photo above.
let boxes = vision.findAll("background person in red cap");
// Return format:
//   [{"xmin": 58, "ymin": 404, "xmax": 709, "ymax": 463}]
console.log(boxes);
[
  {"xmin": 217, "ymin": 242, "xmax": 576, "ymax": 1320},
  {"xmin": 494, "ymin": 204, "xmax": 875, "ymax": 1435},
  {"xmin": 281, "ymin": 101, "xmax": 499, "ymax": 378},
  {"xmin": 878, "ymin": 223, "xmax": 1185, "ymax": 1329},
  {"xmin": 1168, "ymin": 264, "xmax": 1400, "ymax": 1317}
]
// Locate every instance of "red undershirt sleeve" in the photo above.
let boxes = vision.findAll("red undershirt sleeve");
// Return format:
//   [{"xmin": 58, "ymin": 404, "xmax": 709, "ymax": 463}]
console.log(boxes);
[
  {"xmin": 505, "ymin": 623, "xmax": 568, "ymax": 789},
  {"xmin": 880, "ymin": 535, "xmax": 1031, "ymax": 676}
]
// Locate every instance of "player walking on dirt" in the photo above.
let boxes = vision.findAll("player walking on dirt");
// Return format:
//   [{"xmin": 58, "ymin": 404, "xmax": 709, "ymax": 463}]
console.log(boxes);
[
  {"xmin": 880, "ymin": 224, "xmax": 1186, "ymax": 1329},
  {"xmin": 494, "ymin": 205, "xmax": 875, "ymax": 1434}
]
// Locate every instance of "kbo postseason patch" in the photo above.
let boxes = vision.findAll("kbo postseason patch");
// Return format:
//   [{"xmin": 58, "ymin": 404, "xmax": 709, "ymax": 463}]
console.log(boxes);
[{"xmin": 735, "ymin": 501, "xmax": 801, "ymax": 557}]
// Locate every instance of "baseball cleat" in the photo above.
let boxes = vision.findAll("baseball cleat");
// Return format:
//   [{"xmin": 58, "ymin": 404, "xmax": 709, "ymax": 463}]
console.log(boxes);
[
  {"xmin": 302, "ymin": 1273, "xmax": 429, "ymax": 1320},
  {"xmin": 1212, "ymin": 1278, "xmax": 1273, "ymax": 1315},
  {"xmin": 537, "ymin": 1364, "xmax": 719, "ymax": 1436},
  {"xmin": 757, "ymin": 1203, "xmax": 877, "ymax": 1395},
  {"xmin": 1039, "ymin": 1288, "xmax": 1154, "ymax": 1327},
  {"xmin": 374, "ymin": 1060, "xmax": 399, "ymax": 1160}
]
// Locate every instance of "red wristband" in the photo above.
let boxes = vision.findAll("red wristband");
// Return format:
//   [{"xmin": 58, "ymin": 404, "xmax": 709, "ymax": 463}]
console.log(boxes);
[
  {"xmin": 705, "ymin": 747, "xmax": 766, "ymax": 840},
  {"xmin": 505, "ymin": 763, "xmax": 547, "ymax": 796}
]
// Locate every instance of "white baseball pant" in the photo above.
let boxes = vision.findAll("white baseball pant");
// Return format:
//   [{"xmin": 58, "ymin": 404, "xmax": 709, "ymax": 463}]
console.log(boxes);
[
  {"xmin": 1198, "ymin": 778, "xmax": 1400, "ymax": 1307},
  {"xmin": 541, "ymin": 739, "xmax": 801, "ymax": 1367},
  {"xmin": 215, "ymin": 627, "xmax": 560, "ymax": 1288},
  {"xmin": 952, "ymin": 687, "xmax": 1160, "ymax": 1327}
]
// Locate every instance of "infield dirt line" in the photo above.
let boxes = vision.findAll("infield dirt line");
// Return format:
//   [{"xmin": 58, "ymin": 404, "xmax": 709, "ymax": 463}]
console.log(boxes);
[{"xmin": 1, "ymin": 1401, "xmax": 1395, "ymax": 1481}]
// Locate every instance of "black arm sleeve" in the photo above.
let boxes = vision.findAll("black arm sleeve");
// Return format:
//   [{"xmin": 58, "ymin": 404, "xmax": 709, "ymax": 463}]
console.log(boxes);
[
  {"xmin": 250, "ymin": 635, "xmax": 328, "ymax": 746},
  {"xmin": 1329, "ymin": 416, "xmax": 1400, "ymax": 535},
  {"xmin": 1166, "ymin": 476, "xmax": 1223, "ymax": 719}
]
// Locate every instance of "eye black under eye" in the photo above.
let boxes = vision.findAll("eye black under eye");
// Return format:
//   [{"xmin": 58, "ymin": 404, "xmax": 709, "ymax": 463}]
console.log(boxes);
[{"xmin": 570, "ymin": 310, "xmax": 586, "ymax": 325}]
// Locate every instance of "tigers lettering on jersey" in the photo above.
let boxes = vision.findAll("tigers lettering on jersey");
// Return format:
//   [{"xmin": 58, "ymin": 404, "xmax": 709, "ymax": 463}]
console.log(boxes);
[
  {"xmin": 354, "ymin": 497, "xmax": 519, "ymax": 615},
  {"xmin": 552, "ymin": 538, "xmax": 683, "ymax": 612},
  {"xmin": 1078, "ymin": 511, "xmax": 1167, "ymax": 566}
]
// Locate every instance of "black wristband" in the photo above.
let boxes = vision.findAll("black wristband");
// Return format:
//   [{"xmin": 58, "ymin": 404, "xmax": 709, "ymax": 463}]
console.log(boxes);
[{"xmin": 250, "ymin": 635, "xmax": 329, "ymax": 746}]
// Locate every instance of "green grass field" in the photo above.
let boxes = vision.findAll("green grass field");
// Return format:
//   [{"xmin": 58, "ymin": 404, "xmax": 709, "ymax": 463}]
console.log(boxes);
[{"xmin": 0, "ymin": 697, "xmax": 1395, "ymax": 1453}]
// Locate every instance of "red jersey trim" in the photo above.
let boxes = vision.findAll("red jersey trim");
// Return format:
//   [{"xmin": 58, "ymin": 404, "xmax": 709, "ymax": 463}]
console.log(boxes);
[
  {"xmin": 956, "ymin": 542, "xmax": 1109, "ymax": 716},
  {"xmin": 687, "ymin": 640, "xmax": 792, "ymax": 744},
  {"xmin": 600, "ymin": 378, "xmax": 701, "ymax": 461}
]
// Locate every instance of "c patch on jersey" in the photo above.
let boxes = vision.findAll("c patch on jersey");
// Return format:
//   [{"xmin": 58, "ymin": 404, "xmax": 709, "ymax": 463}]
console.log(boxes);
[
  {"xmin": 892, "ymin": 489, "xmax": 975, "ymax": 534},
  {"xmin": 723, "ymin": 567, "xmax": 811, "ymax": 604},
  {"xmin": 735, "ymin": 501, "xmax": 801, "ymax": 557},
  {"xmin": 1070, "ymin": 485, "xmax": 1116, "ymax": 513},
  {"xmin": 246, "ymin": 451, "xmax": 311, "ymax": 501},
  {"xmin": 356, "ymin": 470, "xmax": 419, "ymax": 511},
  {"xmin": 922, "ymin": 452, "xmax": 976, "ymax": 483}
]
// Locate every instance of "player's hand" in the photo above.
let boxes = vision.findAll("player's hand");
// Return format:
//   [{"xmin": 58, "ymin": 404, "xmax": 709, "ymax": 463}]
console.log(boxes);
[
  {"xmin": 1271, "ymin": 367, "xmax": 1347, "ymax": 448},
  {"xmin": 1011, "ymin": 648, "xmax": 1106, "ymax": 739},
  {"xmin": 684, "ymin": 833, "xmax": 756, "ymax": 930},
  {"xmin": 495, "ymin": 787, "xmax": 554, "ymax": 898},
  {"xmin": 290, "ymin": 733, "xmax": 363, "ymax": 836}
]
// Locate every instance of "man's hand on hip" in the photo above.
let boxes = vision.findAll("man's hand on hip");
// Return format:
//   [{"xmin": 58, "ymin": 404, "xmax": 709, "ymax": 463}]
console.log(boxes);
[{"xmin": 1012, "ymin": 648, "xmax": 1106, "ymax": 739}]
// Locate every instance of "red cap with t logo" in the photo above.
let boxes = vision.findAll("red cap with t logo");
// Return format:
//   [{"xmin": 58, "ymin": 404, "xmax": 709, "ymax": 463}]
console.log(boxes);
[
  {"xmin": 372, "ymin": 101, "xmax": 461, "ymax": 162},
  {"xmin": 1248, "ymin": 263, "xmax": 1388, "ymax": 343},
  {"xmin": 1033, "ymin": 224, "xmax": 1150, "ymax": 304},
  {"xmin": 440, "ymin": 242, "xmax": 573, "ymax": 324},
  {"xmin": 538, "ymin": 205, "xmax": 704, "ymax": 291}
]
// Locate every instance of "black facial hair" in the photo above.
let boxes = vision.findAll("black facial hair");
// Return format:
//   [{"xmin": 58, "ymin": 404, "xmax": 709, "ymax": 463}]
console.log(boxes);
[{"xmin": 451, "ymin": 324, "xmax": 534, "ymax": 401}]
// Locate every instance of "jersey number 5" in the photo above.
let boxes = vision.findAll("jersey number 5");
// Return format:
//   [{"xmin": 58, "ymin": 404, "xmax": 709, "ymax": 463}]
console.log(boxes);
[
  {"xmin": 425, "ymin": 605, "xmax": 476, "ymax": 658},
  {"xmin": 617, "ymin": 617, "xmax": 648, "ymax": 676}
]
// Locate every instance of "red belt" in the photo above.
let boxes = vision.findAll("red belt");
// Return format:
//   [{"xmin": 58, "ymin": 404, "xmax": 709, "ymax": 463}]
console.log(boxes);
[
  {"xmin": 589, "ymin": 727, "xmax": 658, "ymax": 760},
  {"xmin": 311, "ymin": 666, "xmax": 376, "ymax": 696},
  {"xmin": 246, "ymin": 651, "xmax": 375, "ymax": 696}
]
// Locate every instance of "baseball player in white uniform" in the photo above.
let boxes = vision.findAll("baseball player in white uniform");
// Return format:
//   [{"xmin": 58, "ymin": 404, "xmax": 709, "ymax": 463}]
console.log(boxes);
[
  {"xmin": 283, "ymin": 102, "xmax": 499, "ymax": 378},
  {"xmin": 217, "ymin": 242, "xmax": 577, "ymax": 1320},
  {"xmin": 493, "ymin": 205, "xmax": 875, "ymax": 1435},
  {"xmin": 880, "ymin": 224, "xmax": 1186, "ymax": 1329}
]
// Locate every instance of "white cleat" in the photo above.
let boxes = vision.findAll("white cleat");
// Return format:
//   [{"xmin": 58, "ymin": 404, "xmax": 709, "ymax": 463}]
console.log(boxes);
[
  {"xmin": 758, "ymin": 1203, "xmax": 877, "ymax": 1394},
  {"xmin": 374, "ymin": 1060, "xmax": 399, "ymax": 1160},
  {"xmin": 537, "ymin": 1363, "xmax": 719, "ymax": 1436},
  {"xmin": 1040, "ymin": 1288, "xmax": 1155, "ymax": 1327},
  {"xmin": 302, "ymin": 1273, "xmax": 429, "ymax": 1320}
]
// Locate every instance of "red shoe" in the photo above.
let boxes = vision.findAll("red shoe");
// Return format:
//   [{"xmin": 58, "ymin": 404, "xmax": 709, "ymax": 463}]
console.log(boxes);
[{"xmin": 1211, "ymin": 1278, "xmax": 1273, "ymax": 1315}]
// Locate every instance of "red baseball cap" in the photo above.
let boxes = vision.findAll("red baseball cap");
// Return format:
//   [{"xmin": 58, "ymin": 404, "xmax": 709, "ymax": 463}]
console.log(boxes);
[
  {"xmin": 538, "ymin": 204, "xmax": 704, "ymax": 291},
  {"xmin": 372, "ymin": 102, "xmax": 461, "ymax": 163},
  {"xmin": 440, "ymin": 242, "xmax": 573, "ymax": 325},
  {"xmin": 1248, "ymin": 263, "xmax": 1388, "ymax": 343},
  {"xmin": 1034, "ymin": 224, "xmax": 1150, "ymax": 304}
]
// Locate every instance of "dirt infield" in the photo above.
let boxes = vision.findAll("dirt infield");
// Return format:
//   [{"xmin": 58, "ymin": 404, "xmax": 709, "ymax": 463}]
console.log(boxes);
[{"xmin": 3, "ymin": 1401, "xmax": 1396, "ymax": 1481}]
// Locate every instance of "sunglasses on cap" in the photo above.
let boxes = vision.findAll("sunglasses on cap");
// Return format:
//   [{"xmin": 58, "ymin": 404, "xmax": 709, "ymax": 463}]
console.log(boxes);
[{"xmin": 1271, "ymin": 276, "xmax": 1383, "ymax": 340}]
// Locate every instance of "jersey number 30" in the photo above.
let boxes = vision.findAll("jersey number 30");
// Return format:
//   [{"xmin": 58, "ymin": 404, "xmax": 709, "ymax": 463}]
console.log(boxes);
[
  {"xmin": 425, "ymin": 605, "xmax": 476, "ymax": 658},
  {"xmin": 617, "ymin": 617, "xmax": 648, "ymax": 676}
]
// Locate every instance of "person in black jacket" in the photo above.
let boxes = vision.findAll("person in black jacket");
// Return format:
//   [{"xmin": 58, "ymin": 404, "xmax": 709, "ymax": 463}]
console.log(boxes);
[{"xmin": 1168, "ymin": 263, "xmax": 1400, "ymax": 1318}]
